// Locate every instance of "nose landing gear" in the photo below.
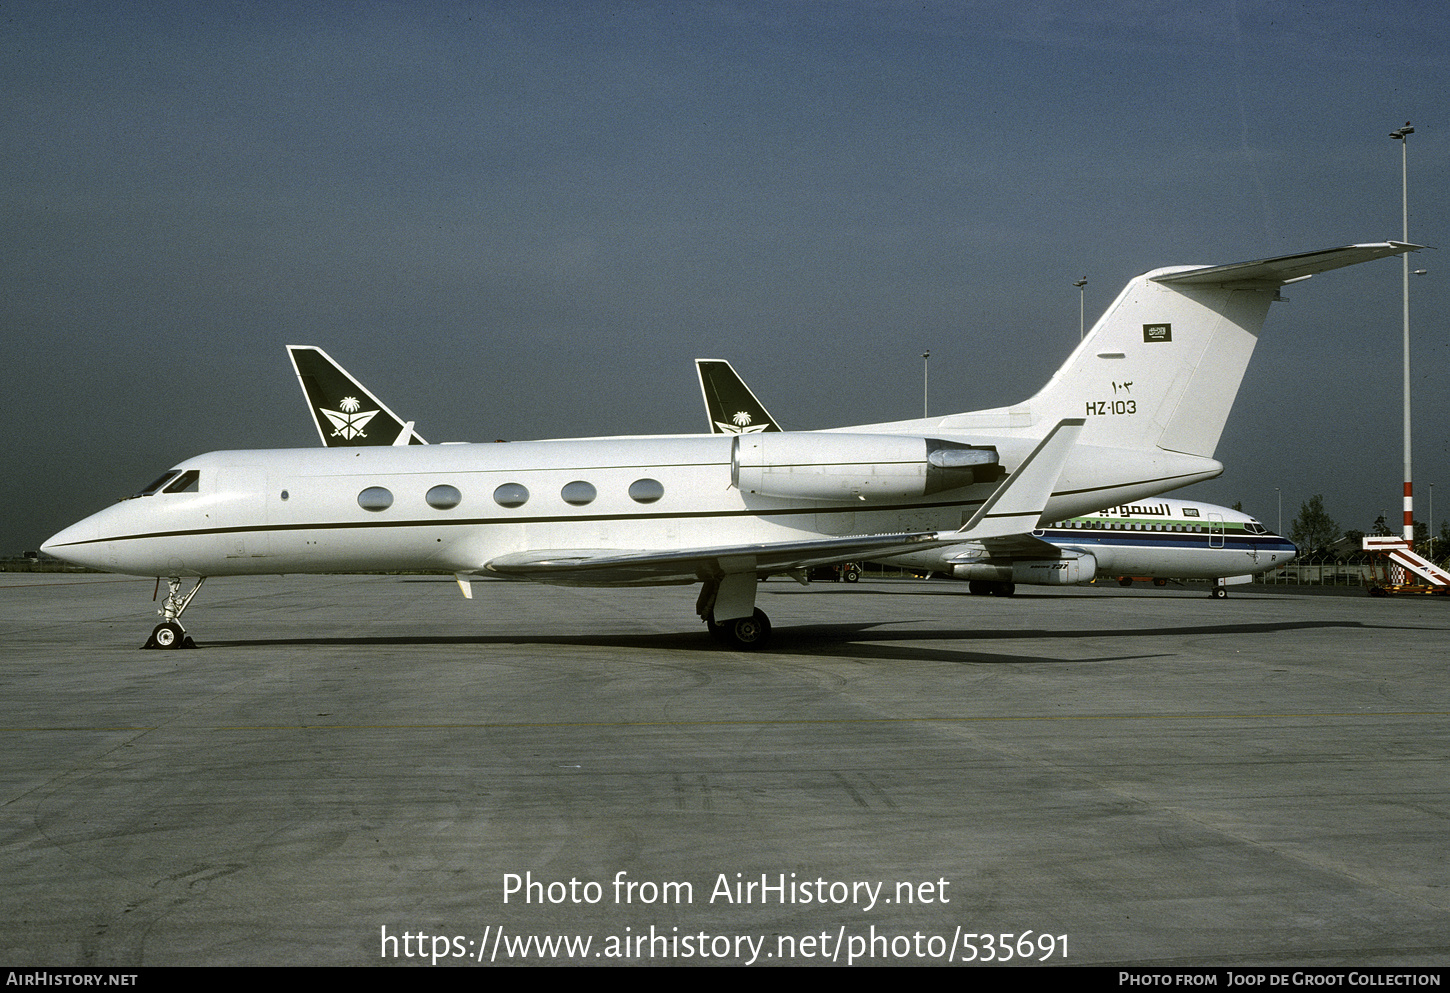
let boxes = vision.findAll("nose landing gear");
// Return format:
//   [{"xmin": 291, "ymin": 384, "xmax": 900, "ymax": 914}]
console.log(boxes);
[{"xmin": 144, "ymin": 576, "xmax": 207, "ymax": 649}]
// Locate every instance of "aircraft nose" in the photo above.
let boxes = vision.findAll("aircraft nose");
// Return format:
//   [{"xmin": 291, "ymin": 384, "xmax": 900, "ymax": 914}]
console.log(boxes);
[{"xmin": 40, "ymin": 517, "xmax": 100, "ymax": 566}]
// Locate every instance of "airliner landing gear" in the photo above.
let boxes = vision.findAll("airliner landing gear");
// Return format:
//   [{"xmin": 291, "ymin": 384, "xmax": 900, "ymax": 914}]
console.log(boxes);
[
  {"xmin": 1210, "ymin": 586, "xmax": 1228, "ymax": 599},
  {"xmin": 144, "ymin": 576, "xmax": 206, "ymax": 649}
]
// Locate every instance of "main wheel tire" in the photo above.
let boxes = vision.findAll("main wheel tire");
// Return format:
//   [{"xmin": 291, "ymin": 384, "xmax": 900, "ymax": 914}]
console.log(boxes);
[
  {"xmin": 991, "ymin": 581, "xmax": 1016, "ymax": 597},
  {"xmin": 843, "ymin": 567, "xmax": 860, "ymax": 583},
  {"xmin": 1210, "ymin": 587, "xmax": 1228, "ymax": 599},
  {"xmin": 968, "ymin": 580, "xmax": 991, "ymax": 596},
  {"xmin": 1118, "ymin": 577, "xmax": 1134, "ymax": 587},
  {"xmin": 720, "ymin": 609, "xmax": 771, "ymax": 650},
  {"xmin": 1152, "ymin": 578, "xmax": 1168, "ymax": 587}
]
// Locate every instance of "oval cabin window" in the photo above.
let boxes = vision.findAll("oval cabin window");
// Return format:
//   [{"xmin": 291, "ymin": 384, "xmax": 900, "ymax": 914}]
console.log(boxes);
[
  {"xmin": 628, "ymin": 478, "xmax": 665, "ymax": 504},
  {"xmin": 561, "ymin": 481, "xmax": 597, "ymax": 506},
  {"xmin": 493, "ymin": 483, "xmax": 529, "ymax": 508},
  {"xmin": 426, "ymin": 484, "xmax": 462, "ymax": 510},
  {"xmin": 358, "ymin": 486, "xmax": 394, "ymax": 512}
]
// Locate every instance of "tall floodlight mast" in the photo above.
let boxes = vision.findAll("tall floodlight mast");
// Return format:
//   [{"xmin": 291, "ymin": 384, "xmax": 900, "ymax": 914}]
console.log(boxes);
[{"xmin": 1390, "ymin": 122, "xmax": 1415, "ymax": 542}]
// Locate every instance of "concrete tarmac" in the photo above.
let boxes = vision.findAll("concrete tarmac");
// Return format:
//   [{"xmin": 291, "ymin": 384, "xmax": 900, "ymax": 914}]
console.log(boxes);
[{"xmin": 1, "ymin": 573, "xmax": 1447, "ymax": 967}]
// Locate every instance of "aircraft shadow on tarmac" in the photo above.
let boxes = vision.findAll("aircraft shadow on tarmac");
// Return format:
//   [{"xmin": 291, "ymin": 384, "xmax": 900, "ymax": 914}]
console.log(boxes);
[{"xmin": 202, "ymin": 618, "xmax": 1387, "ymax": 668}]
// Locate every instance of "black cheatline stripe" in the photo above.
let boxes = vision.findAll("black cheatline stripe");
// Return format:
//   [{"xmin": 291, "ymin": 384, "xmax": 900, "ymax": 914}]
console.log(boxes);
[{"xmin": 56, "ymin": 470, "xmax": 1214, "ymax": 548}]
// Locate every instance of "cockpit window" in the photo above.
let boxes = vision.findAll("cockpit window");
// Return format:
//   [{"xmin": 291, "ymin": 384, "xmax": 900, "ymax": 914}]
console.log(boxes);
[
  {"xmin": 162, "ymin": 470, "xmax": 200, "ymax": 493},
  {"xmin": 129, "ymin": 470, "xmax": 181, "ymax": 499}
]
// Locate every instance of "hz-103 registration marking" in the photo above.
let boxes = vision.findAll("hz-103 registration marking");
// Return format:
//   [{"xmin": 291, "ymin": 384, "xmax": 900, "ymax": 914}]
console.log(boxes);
[{"xmin": 1086, "ymin": 399, "xmax": 1137, "ymax": 416}]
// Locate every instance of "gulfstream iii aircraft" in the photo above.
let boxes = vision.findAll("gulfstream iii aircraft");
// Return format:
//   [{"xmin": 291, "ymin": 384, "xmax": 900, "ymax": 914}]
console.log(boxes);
[
  {"xmin": 42, "ymin": 242, "xmax": 1413, "ymax": 649},
  {"xmin": 695, "ymin": 360, "xmax": 1296, "ymax": 596}
]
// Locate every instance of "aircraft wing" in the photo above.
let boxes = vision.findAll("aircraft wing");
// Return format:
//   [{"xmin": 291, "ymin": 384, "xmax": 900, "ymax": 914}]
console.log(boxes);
[
  {"xmin": 976, "ymin": 532, "xmax": 1061, "ymax": 557},
  {"xmin": 1152, "ymin": 241, "xmax": 1423, "ymax": 288},
  {"xmin": 484, "ymin": 532, "xmax": 947, "ymax": 585},
  {"xmin": 487, "ymin": 416, "xmax": 1086, "ymax": 585}
]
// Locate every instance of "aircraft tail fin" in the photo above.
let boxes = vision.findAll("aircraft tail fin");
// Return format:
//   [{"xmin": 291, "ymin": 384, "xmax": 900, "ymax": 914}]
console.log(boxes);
[
  {"xmin": 287, "ymin": 346, "xmax": 428, "ymax": 447},
  {"xmin": 947, "ymin": 242, "xmax": 1419, "ymax": 458},
  {"xmin": 696, "ymin": 359, "xmax": 783, "ymax": 434}
]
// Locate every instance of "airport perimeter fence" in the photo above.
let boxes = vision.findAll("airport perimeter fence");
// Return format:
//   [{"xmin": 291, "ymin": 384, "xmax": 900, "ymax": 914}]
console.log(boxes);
[
  {"xmin": 1260, "ymin": 562, "xmax": 1377, "ymax": 586},
  {"xmin": 1260, "ymin": 549, "xmax": 1449, "ymax": 587}
]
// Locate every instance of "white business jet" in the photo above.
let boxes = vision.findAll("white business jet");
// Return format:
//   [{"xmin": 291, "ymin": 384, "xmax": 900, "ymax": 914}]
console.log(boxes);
[
  {"xmin": 43, "ymin": 242, "xmax": 1412, "ymax": 649},
  {"xmin": 693, "ymin": 360, "xmax": 1297, "ymax": 596}
]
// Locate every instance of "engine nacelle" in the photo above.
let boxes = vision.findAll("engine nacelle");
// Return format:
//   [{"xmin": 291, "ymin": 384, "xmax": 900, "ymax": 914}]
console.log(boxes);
[
  {"xmin": 952, "ymin": 553, "xmax": 1097, "ymax": 585},
  {"xmin": 731, "ymin": 433, "xmax": 1001, "ymax": 502}
]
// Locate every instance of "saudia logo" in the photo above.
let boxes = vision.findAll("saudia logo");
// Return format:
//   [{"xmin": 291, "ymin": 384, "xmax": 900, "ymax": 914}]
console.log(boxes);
[
  {"xmin": 1143, "ymin": 323, "xmax": 1172, "ymax": 342},
  {"xmin": 714, "ymin": 410, "xmax": 770, "ymax": 435},
  {"xmin": 319, "ymin": 395, "xmax": 380, "ymax": 440}
]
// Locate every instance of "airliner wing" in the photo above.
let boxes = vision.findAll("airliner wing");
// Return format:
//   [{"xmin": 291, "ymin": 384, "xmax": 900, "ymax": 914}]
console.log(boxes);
[
  {"xmin": 484, "ymin": 532, "xmax": 945, "ymax": 585},
  {"xmin": 976, "ymin": 532, "xmax": 1060, "ymax": 557}
]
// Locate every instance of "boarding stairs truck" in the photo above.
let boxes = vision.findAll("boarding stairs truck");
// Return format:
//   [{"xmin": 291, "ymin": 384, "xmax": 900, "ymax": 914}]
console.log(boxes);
[{"xmin": 1362, "ymin": 536, "xmax": 1450, "ymax": 596}]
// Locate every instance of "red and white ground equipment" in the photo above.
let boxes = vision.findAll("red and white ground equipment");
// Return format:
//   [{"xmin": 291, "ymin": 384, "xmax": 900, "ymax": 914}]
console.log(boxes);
[{"xmin": 1361, "ymin": 536, "xmax": 1450, "ymax": 597}]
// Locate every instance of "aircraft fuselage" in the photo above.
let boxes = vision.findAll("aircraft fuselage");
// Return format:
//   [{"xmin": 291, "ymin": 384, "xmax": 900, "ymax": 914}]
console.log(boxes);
[{"xmin": 43, "ymin": 433, "xmax": 1220, "ymax": 581}]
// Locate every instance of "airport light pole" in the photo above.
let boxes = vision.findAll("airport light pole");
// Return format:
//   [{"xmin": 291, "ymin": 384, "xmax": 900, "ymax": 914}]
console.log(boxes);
[
  {"xmin": 1390, "ymin": 122, "xmax": 1414, "ymax": 541},
  {"xmin": 922, "ymin": 350, "xmax": 930, "ymax": 418},
  {"xmin": 1275, "ymin": 487, "xmax": 1281, "ymax": 537},
  {"xmin": 1074, "ymin": 276, "xmax": 1088, "ymax": 340}
]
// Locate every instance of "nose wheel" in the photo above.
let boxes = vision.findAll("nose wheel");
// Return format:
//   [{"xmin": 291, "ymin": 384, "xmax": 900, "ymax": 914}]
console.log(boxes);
[
  {"xmin": 144, "ymin": 576, "xmax": 206, "ymax": 649},
  {"xmin": 146, "ymin": 620, "xmax": 194, "ymax": 649}
]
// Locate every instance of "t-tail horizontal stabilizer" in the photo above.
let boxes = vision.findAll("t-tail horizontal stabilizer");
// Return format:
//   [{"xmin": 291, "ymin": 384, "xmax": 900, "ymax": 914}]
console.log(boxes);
[
  {"xmin": 1150, "ymin": 241, "xmax": 1423, "ymax": 287},
  {"xmin": 957, "ymin": 418, "xmax": 1084, "ymax": 539}
]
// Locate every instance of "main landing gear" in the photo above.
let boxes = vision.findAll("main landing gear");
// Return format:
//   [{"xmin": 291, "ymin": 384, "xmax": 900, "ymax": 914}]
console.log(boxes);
[
  {"xmin": 697, "ymin": 573, "xmax": 772, "ymax": 650},
  {"xmin": 706, "ymin": 609, "xmax": 773, "ymax": 649},
  {"xmin": 144, "ymin": 576, "xmax": 206, "ymax": 649}
]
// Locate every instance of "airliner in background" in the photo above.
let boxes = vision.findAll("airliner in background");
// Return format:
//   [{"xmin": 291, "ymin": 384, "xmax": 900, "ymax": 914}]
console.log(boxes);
[
  {"xmin": 43, "ymin": 242, "xmax": 1410, "ymax": 648},
  {"xmin": 694, "ymin": 359, "xmax": 1295, "ymax": 596},
  {"xmin": 886, "ymin": 500, "xmax": 1294, "ymax": 597}
]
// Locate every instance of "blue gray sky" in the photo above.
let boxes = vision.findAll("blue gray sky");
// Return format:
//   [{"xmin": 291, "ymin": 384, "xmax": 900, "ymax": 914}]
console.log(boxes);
[{"xmin": 5, "ymin": 1, "xmax": 1448, "ymax": 552}]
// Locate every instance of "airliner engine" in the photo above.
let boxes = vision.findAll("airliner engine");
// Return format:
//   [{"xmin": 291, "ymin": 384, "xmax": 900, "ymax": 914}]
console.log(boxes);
[
  {"xmin": 951, "ymin": 553, "xmax": 1098, "ymax": 585},
  {"xmin": 731, "ymin": 433, "xmax": 1002, "ymax": 501}
]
